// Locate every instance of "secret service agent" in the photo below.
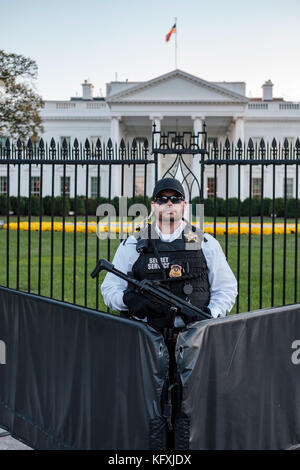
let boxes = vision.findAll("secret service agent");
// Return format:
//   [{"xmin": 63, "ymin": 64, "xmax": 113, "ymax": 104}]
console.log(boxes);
[{"xmin": 101, "ymin": 178, "xmax": 238, "ymax": 331}]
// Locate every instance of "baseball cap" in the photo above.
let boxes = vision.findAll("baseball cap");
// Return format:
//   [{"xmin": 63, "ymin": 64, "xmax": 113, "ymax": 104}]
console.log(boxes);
[{"xmin": 152, "ymin": 178, "xmax": 185, "ymax": 200}]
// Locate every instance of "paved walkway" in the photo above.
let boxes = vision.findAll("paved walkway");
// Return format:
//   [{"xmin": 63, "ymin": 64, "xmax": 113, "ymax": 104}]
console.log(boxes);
[{"xmin": 0, "ymin": 428, "xmax": 32, "ymax": 450}]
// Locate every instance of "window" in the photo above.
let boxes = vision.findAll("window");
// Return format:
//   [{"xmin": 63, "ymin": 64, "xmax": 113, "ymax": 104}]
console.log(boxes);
[
  {"xmin": 31, "ymin": 176, "xmax": 40, "ymax": 197},
  {"xmin": 60, "ymin": 176, "xmax": 70, "ymax": 197},
  {"xmin": 284, "ymin": 178, "xmax": 294, "ymax": 199},
  {"xmin": 91, "ymin": 176, "xmax": 101, "ymax": 198},
  {"xmin": 0, "ymin": 176, "xmax": 7, "ymax": 195},
  {"xmin": 206, "ymin": 177, "xmax": 216, "ymax": 198},
  {"xmin": 252, "ymin": 178, "xmax": 262, "ymax": 198}
]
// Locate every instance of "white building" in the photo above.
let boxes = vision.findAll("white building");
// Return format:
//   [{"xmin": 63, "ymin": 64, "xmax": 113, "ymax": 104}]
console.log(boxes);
[{"xmin": 2, "ymin": 69, "xmax": 300, "ymax": 201}]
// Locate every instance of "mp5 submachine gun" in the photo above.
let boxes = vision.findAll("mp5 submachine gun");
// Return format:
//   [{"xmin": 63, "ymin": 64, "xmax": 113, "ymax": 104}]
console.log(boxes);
[{"xmin": 91, "ymin": 259, "xmax": 212, "ymax": 324}]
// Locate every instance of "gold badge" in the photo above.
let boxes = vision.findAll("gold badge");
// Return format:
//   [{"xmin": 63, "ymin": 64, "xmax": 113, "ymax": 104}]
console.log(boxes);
[
  {"xmin": 184, "ymin": 231, "xmax": 198, "ymax": 243},
  {"xmin": 169, "ymin": 264, "xmax": 183, "ymax": 277}
]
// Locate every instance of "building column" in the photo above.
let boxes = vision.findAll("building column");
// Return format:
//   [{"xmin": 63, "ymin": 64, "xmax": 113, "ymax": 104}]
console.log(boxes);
[
  {"xmin": 150, "ymin": 116, "xmax": 163, "ymax": 180},
  {"xmin": 230, "ymin": 116, "xmax": 245, "ymax": 198},
  {"xmin": 191, "ymin": 116, "xmax": 205, "ymax": 199},
  {"xmin": 110, "ymin": 116, "xmax": 121, "ymax": 198},
  {"xmin": 150, "ymin": 116, "xmax": 163, "ymax": 148}
]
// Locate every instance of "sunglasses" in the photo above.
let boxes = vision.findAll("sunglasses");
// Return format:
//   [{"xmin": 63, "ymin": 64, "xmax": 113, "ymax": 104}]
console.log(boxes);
[{"xmin": 154, "ymin": 195, "xmax": 185, "ymax": 205}]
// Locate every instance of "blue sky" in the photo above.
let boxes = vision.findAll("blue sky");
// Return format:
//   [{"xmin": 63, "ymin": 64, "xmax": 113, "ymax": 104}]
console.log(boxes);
[{"xmin": 1, "ymin": 0, "xmax": 300, "ymax": 100}]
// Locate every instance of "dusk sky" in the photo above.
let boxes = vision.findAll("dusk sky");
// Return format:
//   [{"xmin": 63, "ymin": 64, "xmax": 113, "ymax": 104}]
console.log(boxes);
[{"xmin": 1, "ymin": 0, "xmax": 300, "ymax": 101}]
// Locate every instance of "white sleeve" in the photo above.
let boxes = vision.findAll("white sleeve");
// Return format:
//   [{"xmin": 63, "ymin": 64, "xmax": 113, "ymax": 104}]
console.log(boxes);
[
  {"xmin": 202, "ymin": 234, "xmax": 238, "ymax": 318},
  {"xmin": 100, "ymin": 237, "xmax": 139, "ymax": 312}
]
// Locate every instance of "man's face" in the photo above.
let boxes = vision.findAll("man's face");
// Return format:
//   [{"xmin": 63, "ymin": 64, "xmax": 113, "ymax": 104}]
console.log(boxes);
[{"xmin": 151, "ymin": 189, "xmax": 187, "ymax": 224}]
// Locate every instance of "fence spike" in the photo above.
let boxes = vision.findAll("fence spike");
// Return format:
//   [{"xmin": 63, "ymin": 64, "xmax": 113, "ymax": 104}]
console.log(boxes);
[
  {"xmin": 27, "ymin": 138, "xmax": 33, "ymax": 149},
  {"xmin": 225, "ymin": 138, "xmax": 230, "ymax": 149},
  {"xmin": 96, "ymin": 138, "xmax": 101, "ymax": 149},
  {"xmin": 283, "ymin": 138, "xmax": 289, "ymax": 149},
  {"xmin": 73, "ymin": 138, "xmax": 79, "ymax": 149},
  {"xmin": 84, "ymin": 138, "xmax": 90, "ymax": 149},
  {"xmin": 39, "ymin": 138, "xmax": 45, "ymax": 149},
  {"xmin": 237, "ymin": 138, "xmax": 242, "ymax": 149},
  {"xmin": 107, "ymin": 138, "xmax": 113, "ymax": 149},
  {"xmin": 50, "ymin": 138, "xmax": 56, "ymax": 149},
  {"xmin": 295, "ymin": 138, "xmax": 300, "ymax": 149},
  {"xmin": 120, "ymin": 138, "xmax": 125, "ymax": 149},
  {"xmin": 272, "ymin": 138, "xmax": 277, "ymax": 149},
  {"xmin": 248, "ymin": 138, "xmax": 254, "ymax": 149},
  {"xmin": 259, "ymin": 138, "xmax": 265, "ymax": 149}
]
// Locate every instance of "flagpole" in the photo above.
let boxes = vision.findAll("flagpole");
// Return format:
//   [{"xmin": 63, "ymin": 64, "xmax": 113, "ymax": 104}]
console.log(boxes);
[{"xmin": 175, "ymin": 17, "xmax": 178, "ymax": 69}]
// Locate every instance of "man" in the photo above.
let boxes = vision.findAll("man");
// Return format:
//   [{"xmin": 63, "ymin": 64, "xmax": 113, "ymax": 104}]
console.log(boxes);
[
  {"xmin": 101, "ymin": 177, "xmax": 238, "ymax": 331},
  {"xmin": 101, "ymin": 179, "xmax": 237, "ymax": 438}
]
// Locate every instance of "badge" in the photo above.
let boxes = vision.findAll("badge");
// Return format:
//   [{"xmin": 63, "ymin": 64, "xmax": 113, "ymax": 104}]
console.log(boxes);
[
  {"xmin": 184, "ymin": 231, "xmax": 198, "ymax": 243},
  {"xmin": 169, "ymin": 264, "xmax": 183, "ymax": 277}
]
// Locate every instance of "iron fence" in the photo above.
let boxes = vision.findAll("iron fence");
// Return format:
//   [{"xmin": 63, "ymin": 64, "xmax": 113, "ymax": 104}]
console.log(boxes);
[{"xmin": 0, "ymin": 132, "xmax": 299, "ymax": 314}]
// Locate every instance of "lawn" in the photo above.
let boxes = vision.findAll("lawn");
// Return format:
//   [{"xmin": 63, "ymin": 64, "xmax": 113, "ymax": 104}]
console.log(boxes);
[{"xmin": 0, "ymin": 222, "xmax": 299, "ymax": 315}]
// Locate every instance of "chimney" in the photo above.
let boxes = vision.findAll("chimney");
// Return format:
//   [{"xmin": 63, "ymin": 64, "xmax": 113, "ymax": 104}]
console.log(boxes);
[
  {"xmin": 262, "ymin": 80, "xmax": 273, "ymax": 101},
  {"xmin": 82, "ymin": 80, "xmax": 93, "ymax": 100}
]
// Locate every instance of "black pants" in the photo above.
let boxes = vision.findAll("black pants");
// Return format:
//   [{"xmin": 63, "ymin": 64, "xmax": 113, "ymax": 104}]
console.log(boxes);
[{"xmin": 160, "ymin": 327, "xmax": 183, "ymax": 448}]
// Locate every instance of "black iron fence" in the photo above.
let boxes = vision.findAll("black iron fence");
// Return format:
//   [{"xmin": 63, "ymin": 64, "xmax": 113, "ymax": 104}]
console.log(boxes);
[{"xmin": 0, "ymin": 133, "xmax": 299, "ymax": 314}]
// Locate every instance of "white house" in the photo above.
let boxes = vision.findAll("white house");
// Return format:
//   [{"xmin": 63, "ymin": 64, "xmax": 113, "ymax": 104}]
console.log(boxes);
[{"xmin": 1, "ymin": 69, "xmax": 300, "ymax": 201}]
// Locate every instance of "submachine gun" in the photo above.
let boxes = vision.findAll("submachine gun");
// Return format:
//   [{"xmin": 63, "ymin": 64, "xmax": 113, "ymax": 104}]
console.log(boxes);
[{"xmin": 90, "ymin": 259, "xmax": 212, "ymax": 324}]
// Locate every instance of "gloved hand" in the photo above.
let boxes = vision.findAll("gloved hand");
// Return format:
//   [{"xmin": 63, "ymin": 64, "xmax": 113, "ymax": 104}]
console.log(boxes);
[
  {"xmin": 122, "ymin": 289, "xmax": 171, "ymax": 321},
  {"xmin": 180, "ymin": 305, "xmax": 211, "ymax": 325}
]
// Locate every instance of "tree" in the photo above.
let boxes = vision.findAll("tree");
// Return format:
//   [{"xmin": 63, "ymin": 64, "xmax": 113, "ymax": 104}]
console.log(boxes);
[{"xmin": 0, "ymin": 50, "xmax": 44, "ymax": 141}]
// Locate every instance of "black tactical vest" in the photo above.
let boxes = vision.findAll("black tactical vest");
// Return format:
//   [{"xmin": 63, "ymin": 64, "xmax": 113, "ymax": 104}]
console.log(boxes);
[{"xmin": 130, "ymin": 223, "xmax": 210, "ymax": 309}]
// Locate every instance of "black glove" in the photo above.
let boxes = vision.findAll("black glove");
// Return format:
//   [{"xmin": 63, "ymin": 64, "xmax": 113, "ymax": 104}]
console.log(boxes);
[
  {"xmin": 180, "ymin": 306, "xmax": 211, "ymax": 325},
  {"xmin": 122, "ymin": 289, "xmax": 171, "ymax": 321}
]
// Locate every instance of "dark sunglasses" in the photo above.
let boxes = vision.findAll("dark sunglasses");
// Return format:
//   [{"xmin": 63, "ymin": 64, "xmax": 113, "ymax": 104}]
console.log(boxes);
[{"xmin": 154, "ymin": 195, "xmax": 185, "ymax": 205}]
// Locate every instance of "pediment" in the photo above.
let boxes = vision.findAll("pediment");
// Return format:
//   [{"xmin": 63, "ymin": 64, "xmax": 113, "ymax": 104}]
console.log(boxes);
[{"xmin": 106, "ymin": 70, "xmax": 248, "ymax": 104}]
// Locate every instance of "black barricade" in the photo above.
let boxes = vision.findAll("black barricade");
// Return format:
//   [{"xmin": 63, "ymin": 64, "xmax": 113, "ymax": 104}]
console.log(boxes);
[
  {"xmin": 176, "ymin": 304, "xmax": 300, "ymax": 450},
  {"xmin": 0, "ymin": 287, "xmax": 169, "ymax": 450},
  {"xmin": 1, "ymin": 287, "xmax": 300, "ymax": 450}
]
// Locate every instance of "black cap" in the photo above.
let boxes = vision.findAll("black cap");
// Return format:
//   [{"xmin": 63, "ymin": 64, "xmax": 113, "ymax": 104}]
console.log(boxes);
[{"xmin": 152, "ymin": 178, "xmax": 185, "ymax": 200}]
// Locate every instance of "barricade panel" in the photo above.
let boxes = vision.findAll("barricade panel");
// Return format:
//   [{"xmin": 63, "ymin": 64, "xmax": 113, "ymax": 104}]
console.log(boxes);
[
  {"xmin": 0, "ymin": 287, "xmax": 169, "ymax": 450},
  {"xmin": 176, "ymin": 305, "xmax": 300, "ymax": 449}
]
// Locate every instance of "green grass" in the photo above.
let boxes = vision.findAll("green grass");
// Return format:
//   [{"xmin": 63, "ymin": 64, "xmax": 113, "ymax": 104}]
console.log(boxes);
[{"xmin": 0, "ymin": 225, "xmax": 299, "ymax": 315}]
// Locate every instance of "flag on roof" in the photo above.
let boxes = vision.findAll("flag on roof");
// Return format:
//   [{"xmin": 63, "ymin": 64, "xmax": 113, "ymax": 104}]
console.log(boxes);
[{"xmin": 166, "ymin": 23, "xmax": 176, "ymax": 42}]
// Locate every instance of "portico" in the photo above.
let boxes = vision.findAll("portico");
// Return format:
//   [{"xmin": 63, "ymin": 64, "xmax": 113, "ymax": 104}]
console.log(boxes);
[{"xmin": 105, "ymin": 69, "xmax": 248, "ymax": 198}]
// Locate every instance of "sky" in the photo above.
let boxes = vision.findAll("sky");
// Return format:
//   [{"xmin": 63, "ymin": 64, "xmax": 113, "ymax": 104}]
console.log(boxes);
[{"xmin": 1, "ymin": 0, "xmax": 300, "ymax": 101}]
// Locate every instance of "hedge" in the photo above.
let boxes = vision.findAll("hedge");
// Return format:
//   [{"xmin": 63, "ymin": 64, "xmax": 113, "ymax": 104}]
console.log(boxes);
[{"xmin": 0, "ymin": 195, "xmax": 299, "ymax": 218}]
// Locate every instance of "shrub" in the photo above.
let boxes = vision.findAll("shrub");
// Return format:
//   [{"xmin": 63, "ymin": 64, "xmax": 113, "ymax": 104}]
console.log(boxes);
[
  {"xmin": 274, "ymin": 198, "xmax": 284, "ymax": 217},
  {"xmin": 29, "ymin": 196, "xmax": 43, "ymax": 216},
  {"xmin": 43, "ymin": 196, "xmax": 52, "ymax": 216},
  {"xmin": 227, "ymin": 198, "xmax": 239, "ymax": 216},
  {"xmin": 0, "ymin": 195, "xmax": 8, "ymax": 215},
  {"xmin": 241, "ymin": 197, "xmax": 261, "ymax": 216},
  {"xmin": 54, "ymin": 196, "xmax": 70, "ymax": 216}
]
